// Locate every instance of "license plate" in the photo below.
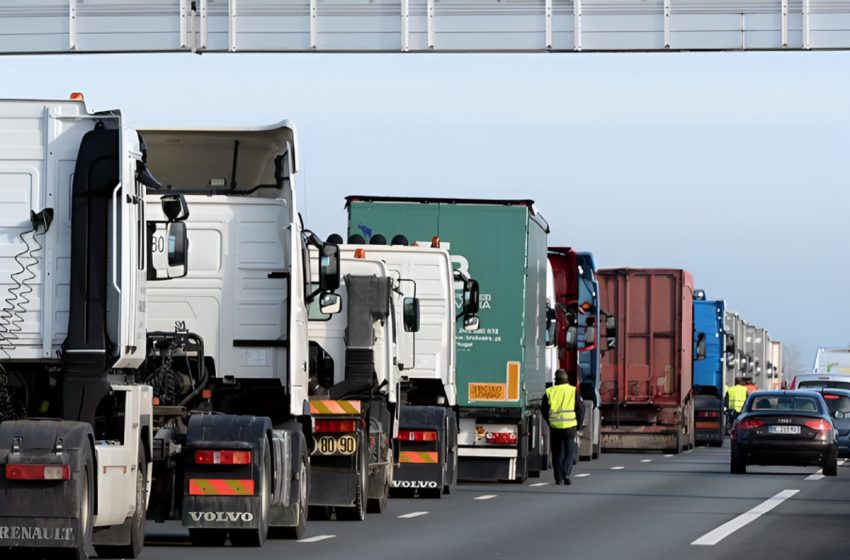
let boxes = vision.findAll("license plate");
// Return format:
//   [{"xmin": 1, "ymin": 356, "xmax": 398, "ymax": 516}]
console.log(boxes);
[{"xmin": 768, "ymin": 425, "xmax": 801, "ymax": 435}]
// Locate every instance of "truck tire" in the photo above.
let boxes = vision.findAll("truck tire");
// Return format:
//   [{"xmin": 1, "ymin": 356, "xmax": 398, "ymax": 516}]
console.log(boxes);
[
  {"xmin": 73, "ymin": 443, "xmax": 95, "ymax": 560},
  {"xmin": 367, "ymin": 450, "xmax": 391, "ymax": 514},
  {"xmin": 269, "ymin": 445, "xmax": 309, "ymax": 539},
  {"xmin": 337, "ymin": 433, "xmax": 367, "ymax": 521},
  {"xmin": 189, "ymin": 529, "xmax": 228, "ymax": 547},
  {"xmin": 230, "ymin": 439, "xmax": 271, "ymax": 547},
  {"xmin": 443, "ymin": 445, "xmax": 458, "ymax": 495},
  {"xmin": 95, "ymin": 445, "xmax": 147, "ymax": 558}
]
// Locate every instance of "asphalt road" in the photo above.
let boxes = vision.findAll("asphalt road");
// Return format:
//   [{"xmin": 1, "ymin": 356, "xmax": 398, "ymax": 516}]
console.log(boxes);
[{"xmin": 144, "ymin": 442, "xmax": 850, "ymax": 559}]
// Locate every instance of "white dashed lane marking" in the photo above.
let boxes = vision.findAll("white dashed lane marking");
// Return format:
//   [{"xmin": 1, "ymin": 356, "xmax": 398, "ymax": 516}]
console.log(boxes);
[
  {"xmin": 398, "ymin": 511, "xmax": 429, "ymax": 519},
  {"xmin": 529, "ymin": 482, "xmax": 549, "ymax": 487},
  {"xmin": 301, "ymin": 535, "xmax": 337, "ymax": 543},
  {"xmin": 691, "ymin": 489, "xmax": 799, "ymax": 546},
  {"xmin": 574, "ymin": 473, "xmax": 591, "ymax": 478},
  {"xmin": 641, "ymin": 459, "xmax": 652, "ymax": 463},
  {"xmin": 611, "ymin": 466, "xmax": 625, "ymax": 470},
  {"xmin": 474, "ymin": 494, "xmax": 498, "ymax": 500},
  {"xmin": 805, "ymin": 469, "xmax": 825, "ymax": 481}
]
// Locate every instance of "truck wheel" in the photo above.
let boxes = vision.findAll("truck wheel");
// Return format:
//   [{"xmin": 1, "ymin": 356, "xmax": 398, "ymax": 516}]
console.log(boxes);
[
  {"xmin": 592, "ymin": 440, "xmax": 601, "ymax": 460},
  {"xmin": 337, "ymin": 435, "xmax": 367, "ymax": 521},
  {"xmin": 72, "ymin": 444, "xmax": 95, "ymax": 560},
  {"xmin": 189, "ymin": 529, "xmax": 228, "ymax": 547},
  {"xmin": 367, "ymin": 450, "xmax": 390, "ymax": 514},
  {"xmin": 95, "ymin": 445, "xmax": 147, "ymax": 558},
  {"xmin": 443, "ymin": 446, "xmax": 457, "ymax": 495},
  {"xmin": 230, "ymin": 439, "xmax": 271, "ymax": 547},
  {"xmin": 270, "ymin": 446, "xmax": 309, "ymax": 539}
]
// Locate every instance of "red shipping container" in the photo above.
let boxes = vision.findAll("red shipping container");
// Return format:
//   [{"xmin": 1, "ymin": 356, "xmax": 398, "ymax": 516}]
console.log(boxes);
[{"xmin": 597, "ymin": 269, "xmax": 695, "ymax": 452}]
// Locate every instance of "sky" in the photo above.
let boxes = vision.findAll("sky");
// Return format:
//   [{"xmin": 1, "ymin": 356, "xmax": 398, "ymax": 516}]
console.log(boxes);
[{"xmin": 3, "ymin": 51, "xmax": 849, "ymax": 372}]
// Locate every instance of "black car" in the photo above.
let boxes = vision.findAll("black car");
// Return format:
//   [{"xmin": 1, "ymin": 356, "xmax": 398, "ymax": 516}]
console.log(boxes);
[
  {"xmin": 730, "ymin": 390, "xmax": 838, "ymax": 475},
  {"xmin": 817, "ymin": 388, "xmax": 850, "ymax": 457}
]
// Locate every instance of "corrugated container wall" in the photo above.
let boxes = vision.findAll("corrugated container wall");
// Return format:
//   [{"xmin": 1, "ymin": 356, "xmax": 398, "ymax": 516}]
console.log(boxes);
[{"xmin": 597, "ymin": 269, "xmax": 694, "ymax": 408}]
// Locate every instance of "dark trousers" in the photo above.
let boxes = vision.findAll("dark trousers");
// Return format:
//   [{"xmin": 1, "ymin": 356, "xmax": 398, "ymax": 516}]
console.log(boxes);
[{"xmin": 550, "ymin": 426, "xmax": 577, "ymax": 482}]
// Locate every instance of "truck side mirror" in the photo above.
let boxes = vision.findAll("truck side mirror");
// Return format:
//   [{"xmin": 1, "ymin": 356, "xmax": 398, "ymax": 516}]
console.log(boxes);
[
  {"xmin": 605, "ymin": 316, "xmax": 616, "ymax": 336},
  {"xmin": 403, "ymin": 297, "xmax": 420, "ymax": 332},
  {"xmin": 545, "ymin": 307, "xmax": 557, "ymax": 347},
  {"xmin": 319, "ymin": 243, "xmax": 341, "ymax": 292},
  {"xmin": 725, "ymin": 333, "xmax": 736, "ymax": 354},
  {"xmin": 565, "ymin": 326, "xmax": 578, "ymax": 349},
  {"xmin": 463, "ymin": 315, "xmax": 480, "ymax": 332},
  {"xmin": 148, "ymin": 221, "xmax": 188, "ymax": 280},
  {"xmin": 584, "ymin": 326, "xmax": 597, "ymax": 347},
  {"xmin": 463, "ymin": 279, "xmax": 480, "ymax": 315},
  {"xmin": 160, "ymin": 193, "xmax": 189, "ymax": 222},
  {"xmin": 695, "ymin": 332, "xmax": 706, "ymax": 360},
  {"xmin": 319, "ymin": 292, "xmax": 342, "ymax": 315}
]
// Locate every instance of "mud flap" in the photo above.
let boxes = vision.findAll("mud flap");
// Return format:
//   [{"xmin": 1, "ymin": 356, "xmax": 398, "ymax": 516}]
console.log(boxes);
[{"xmin": 0, "ymin": 421, "xmax": 94, "ymax": 555}]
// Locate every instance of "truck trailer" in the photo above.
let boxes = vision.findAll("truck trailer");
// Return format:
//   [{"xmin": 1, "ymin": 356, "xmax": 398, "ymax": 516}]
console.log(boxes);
[
  {"xmin": 597, "ymin": 268, "xmax": 695, "ymax": 453},
  {"xmin": 692, "ymin": 293, "xmax": 726, "ymax": 446},
  {"xmin": 346, "ymin": 197, "xmax": 549, "ymax": 483}
]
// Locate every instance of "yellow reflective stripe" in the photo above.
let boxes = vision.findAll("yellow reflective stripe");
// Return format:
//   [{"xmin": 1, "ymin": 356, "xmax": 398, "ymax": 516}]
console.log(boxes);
[{"xmin": 310, "ymin": 400, "xmax": 361, "ymax": 415}]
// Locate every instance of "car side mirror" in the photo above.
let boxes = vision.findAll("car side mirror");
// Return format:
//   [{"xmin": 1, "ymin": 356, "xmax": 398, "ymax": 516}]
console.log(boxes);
[
  {"xmin": 319, "ymin": 292, "xmax": 342, "ymax": 315},
  {"xmin": 319, "ymin": 243, "xmax": 341, "ymax": 292},
  {"xmin": 463, "ymin": 315, "xmax": 480, "ymax": 332},
  {"xmin": 148, "ymin": 221, "xmax": 188, "ymax": 280},
  {"xmin": 403, "ymin": 297, "xmax": 420, "ymax": 332}
]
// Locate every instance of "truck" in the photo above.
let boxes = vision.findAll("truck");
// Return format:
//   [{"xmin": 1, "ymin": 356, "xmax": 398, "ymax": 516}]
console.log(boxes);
[
  {"xmin": 597, "ymin": 268, "xmax": 695, "ymax": 453},
  {"xmin": 692, "ymin": 291, "xmax": 726, "ymax": 446},
  {"xmin": 304, "ymin": 251, "xmax": 408, "ymax": 518},
  {"xmin": 346, "ymin": 196, "xmax": 549, "ymax": 483},
  {"xmin": 336, "ymin": 240, "xmax": 479, "ymax": 497},
  {"xmin": 813, "ymin": 348, "xmax": 850, "ymax": 374},
  {"xmin": 140, "ymin": 122, "xmax": 342, "ymax": 546},
  {"xmin": 547, "ymin": 248, "xmax": 612, "ymax": 461}
]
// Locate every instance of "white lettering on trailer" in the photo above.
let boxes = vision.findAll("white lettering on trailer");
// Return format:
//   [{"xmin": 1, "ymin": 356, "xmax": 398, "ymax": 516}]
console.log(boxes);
[
  {"xmin": 188, "ymin": 512, "xmax": 255, "ymax": 523},
  {"xmin": 390, "ymin": 480, "xmax": 439, "ymax": 489},
  {"xmin": 0, "ymin": 526, "xmax": 73, "ymax": 542}
]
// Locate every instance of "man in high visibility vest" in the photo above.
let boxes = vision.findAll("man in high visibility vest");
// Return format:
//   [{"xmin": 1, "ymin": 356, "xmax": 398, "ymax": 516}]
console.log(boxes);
[
  {"xmin": 542, "ymin": 369, "xmax": 584, "ymax": 485},
  {"xmin": 725, "ymin": 377, "xmax": 749, "ymax": 427}
]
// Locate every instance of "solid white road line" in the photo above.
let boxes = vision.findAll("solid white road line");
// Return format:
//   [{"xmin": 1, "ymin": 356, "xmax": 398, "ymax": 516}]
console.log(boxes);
[
  {"xmin": 398, "ymin": 511, "xmax": 429, "ymax": 519},
  {"xmin": 529, "ymin": 482, "xmax": 549, "ymax": 487},
  {"xmin": 805, "ymin": 469, "xmax": 825, "ymax": 481},
  {"xmin": 300, "ymin": 535, "xmax": 337, "ymax": 543},
  {"xmin": 641, "ymin": 459, "xmax": 653, "ymax": 463},
  {"xmin": 574, "ymin": 473, "xmax": 591, "ymax": 478},
  {"xmin": 474, "ymin": 494, "xmax": 498, "ymax": 500},
  {"xmin": 691, "ymin": 489, "xmax": 800, "ymax": 546},
  {"xmin": 611, "ymin": 466, "xmax": 625, "ymax": 470}
]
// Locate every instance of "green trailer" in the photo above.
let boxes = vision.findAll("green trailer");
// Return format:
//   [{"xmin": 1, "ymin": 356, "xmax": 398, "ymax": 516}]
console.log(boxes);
[{"xmin": 346, "ymin": 197, "xmax": 550, "ymax": 482}]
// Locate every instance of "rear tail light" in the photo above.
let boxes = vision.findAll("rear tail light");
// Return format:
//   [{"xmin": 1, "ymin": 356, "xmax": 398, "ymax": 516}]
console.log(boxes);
[
  {"xmin": 804, "ymin": 419, "xmax": 832, "ymax": 432},
  {"xmin": 737, "ymin": 418, "xmax": 765, "ymax": 430},
  {"xmin": 823, "ymin": 394, "xmax": 840, "ymax": 400},
  {"xmin": 485, "ymin": 432, "xmax": 518, "ymax": 445},
  {"xmin": 697, "ymin": 410, "xmax": 720, "ymax": 418},
  {"xmin": 315, "ymin": 419, "xmax": 357, "ymax": 434},
  {"xmin": 194, "ymin": 450, "xmax": 252, "ymax": 465},
  {"xmin": 5, "ymin": 464, "xmax": 70, "ymax": 481},
  {"xmin": 398, "ymin": 430, "xmax": 438, "ymax": 442}
]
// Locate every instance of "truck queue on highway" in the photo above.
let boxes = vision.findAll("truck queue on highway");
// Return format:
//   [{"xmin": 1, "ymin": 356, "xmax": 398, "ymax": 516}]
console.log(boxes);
[{"xmin": 0, "ymin": 97, "xmax": 803, "ymax": 560}]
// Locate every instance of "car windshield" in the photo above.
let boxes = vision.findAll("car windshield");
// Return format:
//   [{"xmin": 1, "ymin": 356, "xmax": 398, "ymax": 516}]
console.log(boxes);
[
  {"xmin": 747, "ymin": 395, "xmax": 822, "ymax": 413},
  {"xmin": 822, "ymin": 394, "xmax": 850, "ymax": 416},
  {"xmin": 799, "ymin": 380, "xmax": 850, "ymax": 391}
]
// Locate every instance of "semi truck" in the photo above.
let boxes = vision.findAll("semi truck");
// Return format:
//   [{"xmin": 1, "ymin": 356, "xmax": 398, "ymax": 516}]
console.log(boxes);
[
  {"xmin": 597, "ymin": 268, "xmax": 695, "ymax": 453},
  {"xmin": 337, "ymin": 241, "xmax": 479, "ymax": 497},
  {"xmin": 692, "ymin": 292, "xmax": 726, "ymax": 446},
  {"xmin": 547, "ymin": 248, "xmax": 610, "ymax": 461},
  {"xmin": 346, "ymin": 197, "xmax": 549, "ymax": 483},
  {"xmin": 305, "ymin": 251, "xmax": 409, "ymax": 518},
  {"xmin": 141, "ymin": 123, "xmax": 343, "ymax": 546},
  {"xmin": 0, "ymin": 100, "xmax": 342, "ymax": 558}
]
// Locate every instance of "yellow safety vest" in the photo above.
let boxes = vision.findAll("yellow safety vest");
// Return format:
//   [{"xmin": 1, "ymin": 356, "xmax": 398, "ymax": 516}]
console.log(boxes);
[
  {"xmin": 546, "ymin": 384, "xmax": 577, "ymax": 429},
  {"xmin": 728, "ymin": 385, "xmax": 748, "ymax": 413}
]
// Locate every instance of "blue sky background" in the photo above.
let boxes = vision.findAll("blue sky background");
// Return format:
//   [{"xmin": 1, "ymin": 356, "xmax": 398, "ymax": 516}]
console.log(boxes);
[{"xmin": 3, "ymin": 51, "xmax": 849, "ymax": 372}]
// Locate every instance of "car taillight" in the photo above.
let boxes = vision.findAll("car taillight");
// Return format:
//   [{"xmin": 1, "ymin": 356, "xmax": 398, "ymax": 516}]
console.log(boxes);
[
  {"xmin": 485, "ymin": 432, "xmax": 518, "ymax": 445},
  {"xmin": 315, "ymin": 419, "xmax": 357, "ymax": 433},
  {"xmin": 5, "ymin": 464, "xmax": 70, "ymax": 481},
  {"xmin": 398, "ymin": 430, "xmax": 438, "ymax": 442},
  {"xmin": 737, "ymin": 418, "xmax": 765, "ymax": 430},
  {"xmin": 823, "ymin": 394, "xmax": 840, "ymax": 400},
  {"xmin": 804, "ymin": 419, "xmax": 832, "ymax": 432},
  {"xmin": 697, "ymin": 410, "xmax": 720, "ymax": 418},
  {"xmin": 194, "ymin": 450, "xmax": 252, "ymax": 465}
]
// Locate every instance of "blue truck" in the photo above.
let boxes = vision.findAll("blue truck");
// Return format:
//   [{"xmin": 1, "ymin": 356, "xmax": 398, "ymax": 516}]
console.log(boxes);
[{"xmin": 692, "ymin": 292, "xmax": 726, "ymax": 446}]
